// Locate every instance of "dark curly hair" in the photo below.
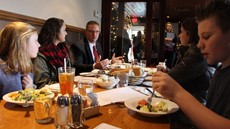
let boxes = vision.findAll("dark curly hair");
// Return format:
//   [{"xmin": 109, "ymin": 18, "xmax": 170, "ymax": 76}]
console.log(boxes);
[
  {"xmin": 181, "ymin": 18, "xmax": 199, "ymax": 44},
  {"xmin": 38, "ymin": 17, "xmax": 64, "ymax": 45}
]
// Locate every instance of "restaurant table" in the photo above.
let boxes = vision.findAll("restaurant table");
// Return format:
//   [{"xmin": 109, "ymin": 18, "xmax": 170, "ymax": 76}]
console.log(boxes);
[{"xmin": 0, "ymin": 84, "xmax": 170, "ymax": 129}]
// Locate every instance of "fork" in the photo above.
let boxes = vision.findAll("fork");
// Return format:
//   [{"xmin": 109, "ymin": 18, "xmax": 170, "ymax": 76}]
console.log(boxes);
[
  {"xmin": 147, "ymin": 91, "xmax": 154, "ymax": 105},
  {"xmin": 22, "ymin": 92, "xmax": 29, "ymax": 107},
  {"xmin": 145, "ymin": 88, "xmax": 159, "ymax": 98}
]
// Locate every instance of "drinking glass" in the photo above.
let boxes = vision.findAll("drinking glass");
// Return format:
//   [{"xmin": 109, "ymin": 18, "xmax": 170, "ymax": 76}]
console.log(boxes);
[
  {"xmin": 117, "ymin": 72, "xmax": 129, "ymax": 87},
  {"xmin": 58, "ymin": 67, "xmax": 75, "ymax": 95},
  {"xmin": 34, "ymin": 97, "xmax": 52, "ymax": 124},
  {"xmin": 131, "ymin": 59, "xmax": 139, "ymax": 67},
  {"xmin": 78, "ymin": 79, "xmax": 93, "ymax": 96},
  {"xmin": 140, "ymin": 60, "xmax": 147, "ymax": 68}
]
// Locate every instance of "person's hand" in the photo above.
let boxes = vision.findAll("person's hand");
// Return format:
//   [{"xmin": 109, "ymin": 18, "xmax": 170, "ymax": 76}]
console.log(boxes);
[
  {"xmin": 95, "ymin": 55, "xmax": 102, "ymax": 63},
  {"xmin": 152, "ymin": 71, "xmax": 183, "ymax": 100},
  {"xmin": 21, "ymin": 74, "xmax": 34, "ymax": 89},
  {"xmin": 111, "ymin": 53, "xmax": 124, "ymax": 64},
  {"xmin": 94, "ymin": 59, "xmax": 110, "ymax": 69}
]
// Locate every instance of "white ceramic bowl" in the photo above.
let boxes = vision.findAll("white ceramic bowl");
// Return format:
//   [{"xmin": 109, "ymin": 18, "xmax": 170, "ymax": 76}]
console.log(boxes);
[{"xmin": 96, "ymin": 79, "xmax": 119, "ymax": 89}]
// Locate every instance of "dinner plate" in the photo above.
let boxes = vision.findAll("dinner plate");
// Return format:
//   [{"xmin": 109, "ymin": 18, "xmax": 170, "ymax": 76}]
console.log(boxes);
[
  {"xmin": 139, "ymin": 88, "xmax": 163, "ymax": 98},
  {"xmin": 124, "ymin": 96, "xmax": 179, "ymax": 117},
  {"xmin": 79, "ymin": 72, "xmax": 96, "ymax": 77},
  {"xmin": 74, "ymin": 76, "xmax": 97, "ymax": 83},
  {"xmin": 91, "ymin": 69, "xmax": 109, "ymax": 74},
  {"xmin": 144, "ymin": 76, "xmax": 152, "ymax": 81},
  {"xmin": 3, "ymin": 90, "xmax": 55, "ymax": 106},
  {"xmin": 48, "ymin": 83, "xmax": 60, "ymax": 92},
  {"xmin": 142, "ymin": 81, "xmax": 152, "ymax": 87}
]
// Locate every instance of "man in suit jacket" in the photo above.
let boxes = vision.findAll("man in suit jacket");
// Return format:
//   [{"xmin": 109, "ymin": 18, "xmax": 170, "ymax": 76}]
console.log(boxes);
[{"xmin": 71, "ymin": 21, "xmax": 110, "ymax": 74}]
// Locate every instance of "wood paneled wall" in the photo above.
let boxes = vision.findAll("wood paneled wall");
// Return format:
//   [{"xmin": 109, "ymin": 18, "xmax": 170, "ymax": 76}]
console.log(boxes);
[{"xmin": 0, "ymin": 10, "xmax": 85, "ymax": 45}]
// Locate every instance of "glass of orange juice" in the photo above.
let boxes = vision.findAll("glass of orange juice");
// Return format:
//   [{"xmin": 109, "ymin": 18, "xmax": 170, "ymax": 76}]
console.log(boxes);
[
  {"xmin": 78, "ymin": 79, "xmax": 93, "ymax": 96},
  {"xmin": 58, "ymin": 67, "xmax": 75, "ymax": 95}
]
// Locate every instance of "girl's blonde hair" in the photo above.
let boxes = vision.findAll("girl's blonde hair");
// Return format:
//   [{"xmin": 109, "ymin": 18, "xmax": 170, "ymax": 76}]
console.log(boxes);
[{"xmin": 0, "ymin": 22, "xmax": 37, "ymax": 74}]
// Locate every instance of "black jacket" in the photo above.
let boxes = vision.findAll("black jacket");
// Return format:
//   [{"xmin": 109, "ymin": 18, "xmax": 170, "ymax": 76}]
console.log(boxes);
[
  {"xmin": 169, "ymin": 45, "xmax": 214, "ymax": 104},
  {"xmin": 70, "ymin": 37, "xmax": 103, "ymax": 74}
]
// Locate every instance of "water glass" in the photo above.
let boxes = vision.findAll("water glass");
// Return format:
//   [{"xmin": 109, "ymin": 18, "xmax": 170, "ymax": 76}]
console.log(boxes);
[
  {"xmin": 78, "ymin": 79, "xmax": 93, "ymax": 96},
  {"xmin": 131, "ymin": 59, "xmax": 139, "ymax": 66},
  {"xmin": 117, "ymin": 72, "xmax": 129, "ymax": 87},
  {"xmin": 140, "ymin": 60, "xmax": 147, "ymax": 68},
  {"xmin": 58, "ymin": 67, "xmax": 75, "ymax": 95}
]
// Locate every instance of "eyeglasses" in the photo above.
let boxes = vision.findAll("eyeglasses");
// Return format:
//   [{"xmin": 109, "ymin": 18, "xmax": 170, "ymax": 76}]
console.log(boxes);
[{"xmin": 87, "ymin": 30, "xmax": 100, "ymax": 34}]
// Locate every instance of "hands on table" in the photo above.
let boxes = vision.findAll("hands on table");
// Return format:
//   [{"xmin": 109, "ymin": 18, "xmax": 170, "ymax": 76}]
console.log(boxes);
[{"xmin": 94, "ymin": 54, "xmax": 124, "ymax": 70}]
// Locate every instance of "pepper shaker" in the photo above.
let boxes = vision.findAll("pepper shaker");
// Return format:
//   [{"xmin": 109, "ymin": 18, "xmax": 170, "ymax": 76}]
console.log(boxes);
[{"xmin": 69, "ymin": 94, "xmax": 84, "ymax": 128}]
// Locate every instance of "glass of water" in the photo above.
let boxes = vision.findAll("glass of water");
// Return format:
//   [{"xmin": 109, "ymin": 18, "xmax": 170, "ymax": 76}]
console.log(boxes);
[
  {"xmin": 140, "ymin": 60, "xmax": 147, "ymax": 68},
  {"xmin": 78, "ymin": 79, "xmax": 93, "ymax": 96}
]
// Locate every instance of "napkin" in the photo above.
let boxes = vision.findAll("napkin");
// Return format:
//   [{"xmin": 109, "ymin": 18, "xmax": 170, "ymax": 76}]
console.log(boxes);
[{"xmin": 96, "ymin": 87, "xmax": 147, "ymax": 106}]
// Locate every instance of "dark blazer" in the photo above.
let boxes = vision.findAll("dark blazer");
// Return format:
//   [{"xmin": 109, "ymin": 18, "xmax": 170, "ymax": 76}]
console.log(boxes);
[{"xmin": 70, "ymin": 37, "xmax": 103, "ymax": 74}]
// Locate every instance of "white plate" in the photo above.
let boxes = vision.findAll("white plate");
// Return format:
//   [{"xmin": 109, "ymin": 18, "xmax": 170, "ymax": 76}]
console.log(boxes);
[
  {"xmin": 91, "ymin": 69, "xmax": 109, "ymax": 74},
  {"xmin": 124, "ymin": 96, "xmax": 179, "ymax": 117},
  {"xmin": 79, "ymin": 72, "xmax": 96, "ymax": 77},
  {"xmin": 48, "ymin": 83, "xmax": 60, "ymax": 92},
  {"xmin": 142, "ymin": 81, "xmax": 152, "ymax": 87},
  {"xmin": 145, "ymin": 76, "xmax": 152, "ymax": 81},
  {"xmin": 3, "ymin": 90, "xmax": 54, "ymax": 106},
  {"xmin": 154, "ymin": 91, "xmax": 163, "ymax": 98},
  {"xmin": 74, "ymin": 76, "xmax": 97, "ymax": 83},
  {"xmin": 139, "ymin": 88, "xmax": 163, "ymax": 98}
]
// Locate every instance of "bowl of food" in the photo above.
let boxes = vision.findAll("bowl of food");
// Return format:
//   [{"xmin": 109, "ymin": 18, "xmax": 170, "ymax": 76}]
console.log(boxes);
[
  {"xmin": 124, "ymin": 96, "xmax": 179, "ymax": 117},
  {"xmin": 96, "ymin": 75, "xmax": 119, "ymax": 89}
]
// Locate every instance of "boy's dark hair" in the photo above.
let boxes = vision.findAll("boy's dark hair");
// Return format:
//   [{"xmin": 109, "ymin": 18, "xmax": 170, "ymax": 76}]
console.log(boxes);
[{"xmin": 196, "ymin": 0, "xmax": 230, "ymax": 33}]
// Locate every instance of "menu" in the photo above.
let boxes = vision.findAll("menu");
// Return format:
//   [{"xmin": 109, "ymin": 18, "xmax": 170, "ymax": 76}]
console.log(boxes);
[
  {"xmin": 96, "ymin": 87, "xmax": 147, "ymax": 106},
  {"xmin": 166, "ymin": 32, "xmax": 175, "ymax": 39}
]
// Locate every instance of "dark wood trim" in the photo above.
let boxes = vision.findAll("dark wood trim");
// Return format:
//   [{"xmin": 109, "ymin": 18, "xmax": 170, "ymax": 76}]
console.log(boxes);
[
  {"xmin": 101, "ymin": 0, "xmax": 112, "ymax": 59},
  {"xmin": 159, "ymin": 0, "xmax": 166, "ymax": 62},
  {"xmin": 0, "ymin": 9, "xmax": 85, "ymax": 33},
  {"xmin": 145, "ymin": 1, "xmax": 153, "ymax": 65}
]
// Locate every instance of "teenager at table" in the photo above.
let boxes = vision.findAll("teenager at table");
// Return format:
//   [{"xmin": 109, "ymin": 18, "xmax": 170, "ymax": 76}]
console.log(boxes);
[{"xmin": 153, "ymin": 0, "xmax": 230, "ymax": 128}]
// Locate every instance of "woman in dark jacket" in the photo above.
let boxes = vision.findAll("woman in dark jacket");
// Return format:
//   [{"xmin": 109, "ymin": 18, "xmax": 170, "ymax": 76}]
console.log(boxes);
[{"xmin": 33, "ymin": 18, "xmax": 70, "ymax": 88}]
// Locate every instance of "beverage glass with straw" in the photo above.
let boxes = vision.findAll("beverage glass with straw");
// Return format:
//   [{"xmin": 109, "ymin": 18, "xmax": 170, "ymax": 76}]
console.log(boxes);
[{"xmin": 58, "ymin": 58, "xmax": 75, "ymax": 95}]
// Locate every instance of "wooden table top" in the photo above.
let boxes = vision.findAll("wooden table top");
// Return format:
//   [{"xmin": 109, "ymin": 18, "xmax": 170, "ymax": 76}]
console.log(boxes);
[{"xmin": 0, "ymin": 83, "xmax": 170, "ymax": 129}]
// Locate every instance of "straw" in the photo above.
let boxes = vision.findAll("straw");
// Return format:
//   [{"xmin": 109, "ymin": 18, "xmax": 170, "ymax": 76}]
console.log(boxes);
[{"xmin": 64, "ymin": 58, "xmax": 66, "ymax": 73}]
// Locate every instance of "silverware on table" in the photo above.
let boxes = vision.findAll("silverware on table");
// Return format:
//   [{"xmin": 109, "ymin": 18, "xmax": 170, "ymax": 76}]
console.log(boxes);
[
  {"xmin": 147, "ymin": 91, "xmax": 154, "ymax": 105},
  {"xmin": 22, "ymin": 92, "xmax": 29, "ymax": 107},
  {"xmin": 145, "ymin": 87, "xmax": 159, "ymax": 98}
]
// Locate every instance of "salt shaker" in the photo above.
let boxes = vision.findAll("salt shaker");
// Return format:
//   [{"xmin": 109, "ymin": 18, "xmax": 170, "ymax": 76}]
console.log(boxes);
[
  {"xmin": 69, "ymin": 94, "xmax": 84, "ymax": 128},
  {"xmin": 55, "ymin": 96, "xmax": 69, "ymax": 129}
]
